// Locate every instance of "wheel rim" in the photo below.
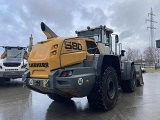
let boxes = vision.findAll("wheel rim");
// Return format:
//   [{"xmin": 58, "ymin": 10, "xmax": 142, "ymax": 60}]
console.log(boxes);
[{"xmin": 108, "ymin": 77, "xmax": 116, "ymax": 99}]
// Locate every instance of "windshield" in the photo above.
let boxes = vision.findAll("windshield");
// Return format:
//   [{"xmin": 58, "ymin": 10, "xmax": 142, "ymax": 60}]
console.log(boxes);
[
  {"xmin": 76, "ymin": 28, "xmax": 110, "ymax": 46},
  {"xmin": 6, "ymin": 48, "xmax": 25, "ymax": 58},
  {"xmin": 77, "ymin": 28, "xmax": 101, "ymax": 42},
  {"xmin": 93, "ymin": 35, "xmax": 101, "ymax": 42}
]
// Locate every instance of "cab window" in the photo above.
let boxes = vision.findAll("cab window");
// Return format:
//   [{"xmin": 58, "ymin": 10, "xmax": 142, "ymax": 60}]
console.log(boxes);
[
  {"xmin": 104, "ymin": 33, "xmax": 110, "ymax": 46},
  {"xmin": 86, "ymin": 41, "xmax": 100, "ymax": 54}
]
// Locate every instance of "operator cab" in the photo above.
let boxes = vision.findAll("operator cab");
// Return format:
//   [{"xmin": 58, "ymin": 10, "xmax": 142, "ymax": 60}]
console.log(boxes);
[
  {"xmin": 75, "ymin": 25, "xmax": 118, "ymax": 55},
  {"xmin": 4, "ymin": 46, "xmax": 26, "ymax": 58}
]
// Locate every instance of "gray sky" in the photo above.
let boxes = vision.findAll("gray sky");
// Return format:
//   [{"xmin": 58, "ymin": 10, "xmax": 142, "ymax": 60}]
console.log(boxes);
[{"xmin": 0, "ymin": 0, "xmax": 160, "ymax": 53}]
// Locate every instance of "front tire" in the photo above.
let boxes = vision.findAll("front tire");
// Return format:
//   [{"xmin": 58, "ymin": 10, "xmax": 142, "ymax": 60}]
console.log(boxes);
[
  {"xmin": 47, "ymin": 93, "xmax": 71, "ymax": 102},
  {"xmin": 87, "ymin": 67, "xmax": 118, "ymax": 111}
]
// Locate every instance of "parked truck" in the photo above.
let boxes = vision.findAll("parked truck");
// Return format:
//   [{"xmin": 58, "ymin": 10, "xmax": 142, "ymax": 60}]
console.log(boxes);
[{"xmin": 23, "ymin": 22, "xmax": 139, "ymax": 111}]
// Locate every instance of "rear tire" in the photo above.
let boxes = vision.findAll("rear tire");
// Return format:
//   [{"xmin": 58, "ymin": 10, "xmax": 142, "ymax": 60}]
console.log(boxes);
[
  {"xmin": 5, "ymin": 78, "xmax": 11, "ymax": 82},
  {"xmin": 0, "ymin": 78, "xmax": 5, "ymax": 85},
  {"xmin": 47, "ymin": 93, "xmax": 71, "ymax": 102},
  {"xmin": 136, "ymin": 78, "xmax": 140, "ymax": 86},
  {"xmin": 87, "ymin": 67, "xmax": 118, "ymax": 111},
  {"xmin": 121, "ymin": 64, "xmax": 136, "ymax": 92}
]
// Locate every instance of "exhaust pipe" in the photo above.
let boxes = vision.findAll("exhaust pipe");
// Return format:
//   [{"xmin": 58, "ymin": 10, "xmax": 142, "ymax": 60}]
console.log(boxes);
[
  {"xmin": 28, "ymin": 34, "xmax": 33, "ymax": 52},
  {"xmin": 41, "ymin": 22, "xmax": 58, "ymax": 39}
]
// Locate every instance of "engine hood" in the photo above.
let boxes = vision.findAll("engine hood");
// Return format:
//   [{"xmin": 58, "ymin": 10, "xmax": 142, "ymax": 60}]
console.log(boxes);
[
  {"xmin": 3, "ymin": 57, "xmax": 22, "ymax": 63},
  {"xmin": 3, "ymin": 57, "xmax": 26, "ymax": 67}
]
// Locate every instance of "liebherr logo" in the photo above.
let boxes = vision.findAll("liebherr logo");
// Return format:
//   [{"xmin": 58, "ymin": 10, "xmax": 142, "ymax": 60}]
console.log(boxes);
[{"xmin": 29, "ymin": 62, "xmax": 49, "ymax": 67}]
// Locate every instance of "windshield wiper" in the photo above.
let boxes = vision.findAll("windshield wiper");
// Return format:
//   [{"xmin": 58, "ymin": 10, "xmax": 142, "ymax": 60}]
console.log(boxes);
[{"xmin": 13, "ymin": 51, "xmax": 22, "ymax": 58}]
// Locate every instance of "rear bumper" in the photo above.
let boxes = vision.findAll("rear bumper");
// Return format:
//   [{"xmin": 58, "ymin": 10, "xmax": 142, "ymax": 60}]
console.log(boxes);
[
  {"xmin": 0, "ymin": 70, "xmax": 26, "ymax": 78},
  {"xmin": 23, "ymin": 68, "xmax": 96, "ymax": 97}
]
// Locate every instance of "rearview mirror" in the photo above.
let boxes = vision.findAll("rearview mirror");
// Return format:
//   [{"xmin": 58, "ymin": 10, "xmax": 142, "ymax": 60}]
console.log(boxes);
[
  {"xmin": 121, "ymin": 50, "xmax": 125, "ymax": 56},
  {"xmin": 115, "ymin": 35, "xmax": 119, "ymax": 43}
]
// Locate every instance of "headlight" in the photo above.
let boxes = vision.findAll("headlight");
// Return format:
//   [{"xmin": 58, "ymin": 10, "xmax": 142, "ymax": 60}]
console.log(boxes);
[{"xmin": 21, "ymin": 64, "xmax": 27, "ymax": 69}]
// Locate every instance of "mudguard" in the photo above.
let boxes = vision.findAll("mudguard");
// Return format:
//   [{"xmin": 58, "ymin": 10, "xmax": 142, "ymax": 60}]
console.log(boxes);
[
  {"xmin": 121, "ymin": 61, "xmax": 134, "ymax": 81},
  {"xmin": 97, "ymin": 54, "xmax": 121, "ymax": 84}
]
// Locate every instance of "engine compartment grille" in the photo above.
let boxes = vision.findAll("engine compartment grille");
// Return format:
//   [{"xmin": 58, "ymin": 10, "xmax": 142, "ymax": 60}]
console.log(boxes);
[{"xmin": 3, "ymin": 63, "xmax": 21, "ymax": 67}]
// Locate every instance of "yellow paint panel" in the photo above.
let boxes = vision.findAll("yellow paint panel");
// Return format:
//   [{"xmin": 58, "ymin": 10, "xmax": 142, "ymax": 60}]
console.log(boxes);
[
  {"xmin": 61, "ymin": 39, "xmax": 86, "ymax": 54},
  {"xmin": 61, "ymin": 51, "xmax": 86, "ymax": 67},
  {"xmin": 28, "ymin": 38, "xmax": 63, "ymax": 78},
  {"xmin": 60, "ymin": 38, "xmax": 87, "ymax": 67},
  {"xmin": 30, "ymin": 70, "xmax": 48, "ymax": 78}
]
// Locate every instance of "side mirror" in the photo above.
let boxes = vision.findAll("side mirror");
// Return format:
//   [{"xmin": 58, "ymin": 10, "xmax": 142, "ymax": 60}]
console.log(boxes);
[
  {"xmin": 121, "ymin": 50, "xmax": 125, "ymax": 56},
  {"xmin": 115, "ymin": 35, "xmax": 119, "ymax": 43}
]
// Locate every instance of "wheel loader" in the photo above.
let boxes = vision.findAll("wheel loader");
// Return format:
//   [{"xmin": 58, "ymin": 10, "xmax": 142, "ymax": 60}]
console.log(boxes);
[
  {"xmin": 23, "ymin": 22, "xmax": 137, "ymax": 111},
  {"xmin": 0, "ymin": 34, "xmax": 33, "ymax": 85}
]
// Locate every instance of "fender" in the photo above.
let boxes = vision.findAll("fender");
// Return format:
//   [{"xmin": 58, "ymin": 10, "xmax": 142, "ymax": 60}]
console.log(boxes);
[
  {"xmin": 96, "ymin": 54, "xmax": 121, "ymax": 84},
  {"xmin": 121, "ymin": 61, "xmax": 134, "ymax": 81}
]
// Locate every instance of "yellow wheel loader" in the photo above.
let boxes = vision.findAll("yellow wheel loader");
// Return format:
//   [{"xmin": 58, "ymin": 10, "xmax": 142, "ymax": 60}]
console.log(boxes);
[{"xmin": 23, "ymin": 22, "xmax": 137, "ymax": 111}]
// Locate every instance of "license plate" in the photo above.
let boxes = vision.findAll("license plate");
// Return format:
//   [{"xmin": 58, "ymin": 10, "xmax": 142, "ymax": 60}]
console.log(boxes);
[{"xmin": 28, "ymin": 79, "xmax": 48, "ymax": 87}]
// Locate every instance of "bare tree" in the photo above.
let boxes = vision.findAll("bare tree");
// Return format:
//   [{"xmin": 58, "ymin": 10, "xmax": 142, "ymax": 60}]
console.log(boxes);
[
  {"xmin": 143, "ymin": 47, "xmax": 154, "ymax": 65},
  {"xmin": 122, "ymin": 48, "xmax": 141, "ymax": 62}
]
